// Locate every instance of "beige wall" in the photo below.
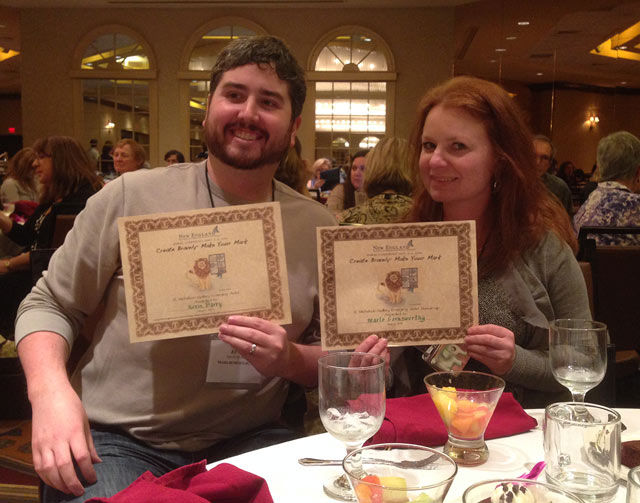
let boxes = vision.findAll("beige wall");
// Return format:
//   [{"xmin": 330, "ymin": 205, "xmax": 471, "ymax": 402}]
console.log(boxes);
[
  {"xmin": 20, "ymin": 7, "xmax": 454, "ymax": 167},
  {"xmin": 530, "ymin": 87, "xmax": 640, "ymax": 174}
]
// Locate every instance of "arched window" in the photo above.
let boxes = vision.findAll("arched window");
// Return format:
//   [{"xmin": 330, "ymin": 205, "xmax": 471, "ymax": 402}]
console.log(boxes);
[
  {"xmin": 179, "ymin": 19, "xmax": 267, "ymax": 161},
  {"xmin": 71, "ymin": 26, "xmax": 157, "ymax": 170},
  {"xmin": 308, "ymin": 27, "xmax": 396, "ymax": 168}
]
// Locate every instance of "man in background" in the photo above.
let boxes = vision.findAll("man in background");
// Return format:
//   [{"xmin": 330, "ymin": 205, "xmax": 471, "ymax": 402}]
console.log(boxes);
[
  {"xmin": 534, "ymin": 135, "xmax": 574, "ymax": 216},
  {"xmin": 86, "ymin": 138, "xmax": 100, "ymax": 169}
]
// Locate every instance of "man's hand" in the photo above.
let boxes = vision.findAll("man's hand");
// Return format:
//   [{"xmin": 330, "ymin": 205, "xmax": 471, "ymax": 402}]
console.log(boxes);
[
  {"xmin": 218, "ymin": 315, "xmax": 293, "ymax": 378},
  {"xmin": 18, "ymin": 332, "xmax": 100, "ymax": 496},
  {"xmin": 464, "ymin": 324, "xmax": 516, "ymax": 375},
  {"xmin": 30, "ymin": 384, "xmax": 101, "ymax": 496}
]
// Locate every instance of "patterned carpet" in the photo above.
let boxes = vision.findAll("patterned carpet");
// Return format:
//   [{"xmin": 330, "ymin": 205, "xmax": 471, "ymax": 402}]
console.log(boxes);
[{"xmin": 0, "ymin": 420, "xmax": 39, "ymax": 503}]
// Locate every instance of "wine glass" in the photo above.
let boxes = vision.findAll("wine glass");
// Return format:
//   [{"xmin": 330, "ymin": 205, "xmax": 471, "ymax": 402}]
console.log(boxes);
[
  {"xmin": 549, "ymin": 319, "xmax": 607, "ymax": 403},
  {"xmin": 318, "ymin": 352, "xmax": 386, "ymax": 501}
]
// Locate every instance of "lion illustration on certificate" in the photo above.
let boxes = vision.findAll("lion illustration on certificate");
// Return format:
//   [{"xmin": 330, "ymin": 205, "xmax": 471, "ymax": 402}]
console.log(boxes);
[
  {"xmin": 376, "ymin": 268, "xmax": 419, "ymax": 305},
  {"xmin": 186, "ymin": 254, "xmax": 227, "ymax": 291}
]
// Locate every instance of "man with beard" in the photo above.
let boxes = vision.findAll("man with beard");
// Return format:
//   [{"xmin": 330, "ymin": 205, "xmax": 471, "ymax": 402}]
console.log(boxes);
[{"xmin": 14, "ymin": 36, "xmax": 389, "ymax": 502}]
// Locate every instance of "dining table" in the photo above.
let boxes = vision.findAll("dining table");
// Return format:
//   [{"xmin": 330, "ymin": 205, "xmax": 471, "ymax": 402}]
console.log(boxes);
[{"xmin": 208, "ymin": 408, "xmax": 640, "ymax": 503}]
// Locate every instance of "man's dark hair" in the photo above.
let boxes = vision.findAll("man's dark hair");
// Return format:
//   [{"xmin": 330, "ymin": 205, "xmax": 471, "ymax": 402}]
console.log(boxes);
[
  {"xmin": 164, "ymin": 149, "xmax": 185, "ymax": 163},
  {"xmin": 208, "ymin": 36, "xmax": 306, "ymax": 120}
]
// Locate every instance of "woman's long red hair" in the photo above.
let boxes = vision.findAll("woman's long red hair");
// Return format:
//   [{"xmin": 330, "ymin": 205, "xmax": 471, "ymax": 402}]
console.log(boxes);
[{"xmin": 409, "ymin": 76, "xmax": 576, "ymax": 277}]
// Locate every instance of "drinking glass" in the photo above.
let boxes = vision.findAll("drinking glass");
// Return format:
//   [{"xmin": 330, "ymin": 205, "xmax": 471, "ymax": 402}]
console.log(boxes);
[
  {"xmin": 628, "ymin": 466, "xmax": 640, "ymax": 503},
  {"xmin": 549, "ymin": 319, "xmax": 607, "ymax": 403},
  {"xmin": 318, "ymin": 352, "xmax": 386, "ymax": 501},
  {"xmin": 544, "ymin": 402, "xmax": 621, "ymax": 502}
]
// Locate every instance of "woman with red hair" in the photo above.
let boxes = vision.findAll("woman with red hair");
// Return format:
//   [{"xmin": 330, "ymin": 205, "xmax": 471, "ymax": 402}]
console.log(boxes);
[{"xmin": 394, "ymin": 77, "xmax": 591, "ymax": 407}]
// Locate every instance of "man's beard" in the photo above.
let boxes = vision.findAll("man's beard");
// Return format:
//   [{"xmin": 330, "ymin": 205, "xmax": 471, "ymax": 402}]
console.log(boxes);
[{"xmin": 205, "ymin": 122, "xmax": 293, "ymax": 171}]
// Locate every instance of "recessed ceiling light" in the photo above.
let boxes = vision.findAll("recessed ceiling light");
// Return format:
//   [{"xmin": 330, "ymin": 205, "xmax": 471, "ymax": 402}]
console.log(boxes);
[
  {"xmin": 618, "ymin": 45, "xmax": 628, "ymax": 50},
  {"xmin": 620, "ymin": 81, "xmax": 627, "ymax": 85},
  {"xmin": 506, "ymin": 36, "xmax": 517, "ymax": 41},
  {"xmin": 518, "ymin": 21, "xmax": 530, "ymax": 26},
  {"xmin": 536, "ymin": 72, "xmax": 543, "ymax": 76},
  {"xmin": 489, "ymin": 59, "xmax": 497, "ymax": 63},
  {"xmin": 495, "ymin": 48, "xmax": 507, "ymax": 52}
]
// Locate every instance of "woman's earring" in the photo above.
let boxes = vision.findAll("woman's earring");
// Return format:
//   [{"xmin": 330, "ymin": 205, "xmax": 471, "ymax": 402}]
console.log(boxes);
[{"xmin": 492, "ymin": 179, "xmax": 499, "ymax": 193}]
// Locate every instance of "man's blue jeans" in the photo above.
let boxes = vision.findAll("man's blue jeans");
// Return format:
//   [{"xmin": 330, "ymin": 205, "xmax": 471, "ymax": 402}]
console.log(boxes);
[{"xmin": 43, "ymin": 424, "xmax": 301, "ymax": 502}]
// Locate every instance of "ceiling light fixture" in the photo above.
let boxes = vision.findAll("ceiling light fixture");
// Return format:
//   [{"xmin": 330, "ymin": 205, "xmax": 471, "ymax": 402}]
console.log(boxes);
[
  {"xmin": 517, "ymin": 21, "xmax": 530, "ymax": 26},
  {"xmin": 536, "ymin": 72, "xmax": 543, "ymax": 76},
  {"xmin": 506, "ymin": 36, "xmax": 517, "ymax": 40},
  {"xmin": 620, "ymin": 81, "xmax": 627, "ymax": 85},
  {"xmin": 0, "ymin": 48, "xmax": 19, "ymax": 63},
  {"xmin": 495, "ymin": 48, "xmax": 507, "ymax": 52},
  {"xmin": 592, "ymin": 21, "xmax": 640, "ymax": 61}
]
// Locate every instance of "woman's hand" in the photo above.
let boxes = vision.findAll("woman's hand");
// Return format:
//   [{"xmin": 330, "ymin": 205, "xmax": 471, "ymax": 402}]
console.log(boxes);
[
  {"xmin": 464, "ymin": 324, "xmax": 515, "ymax": 376},
  {"xmin": 355, "ymin": 334, "xmax": 390, "ymax": 367},
  {"xmin": 0, "ymin": 211, "xmax": 13, "ymax": 234}
]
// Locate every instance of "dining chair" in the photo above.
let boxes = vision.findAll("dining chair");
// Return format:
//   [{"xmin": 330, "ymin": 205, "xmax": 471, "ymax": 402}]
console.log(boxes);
[{"xmin": 577, "ymin": 226, "xmax": 640, "ymax": 406}]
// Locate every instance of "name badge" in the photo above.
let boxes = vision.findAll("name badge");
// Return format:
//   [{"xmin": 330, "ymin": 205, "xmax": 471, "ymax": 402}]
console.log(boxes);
[{"xmin": 206, "ymin": 339, "xmax": 265, "ymax": 388}]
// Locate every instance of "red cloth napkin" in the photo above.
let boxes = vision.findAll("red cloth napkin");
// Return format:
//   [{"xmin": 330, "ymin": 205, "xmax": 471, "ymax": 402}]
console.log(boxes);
[
  {"xmin": 368, "ymin": 392, "xmax": 537, "ymax": 446},
  {"xmin": 11, "ymin": 200, "xmax": 39, "ymax": 222},
  {"xmin": 85, "ymin": 461, "xmax": 273, "ymax": 503}
]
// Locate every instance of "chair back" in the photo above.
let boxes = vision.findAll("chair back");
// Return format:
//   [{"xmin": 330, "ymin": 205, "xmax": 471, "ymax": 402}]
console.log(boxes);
[
  {"xmin": 577, "ymin": 226, "xmax": 640, "ymax": 353},
  {"xmin": 30, "ymin": 205, "xmax": 82, "ymax": 285}
]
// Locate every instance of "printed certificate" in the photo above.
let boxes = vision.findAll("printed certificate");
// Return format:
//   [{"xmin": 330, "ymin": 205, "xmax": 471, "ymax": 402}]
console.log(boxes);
[
  {"xmin": 318, "ymin": 221, "xmax": 478, "ymax": 350},
  {"xmin": 118, "ymin": 202, "xmax": 290, "ymax": 343}
]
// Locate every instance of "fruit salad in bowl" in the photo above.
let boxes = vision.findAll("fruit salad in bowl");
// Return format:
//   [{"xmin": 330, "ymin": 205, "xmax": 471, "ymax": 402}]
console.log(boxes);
[{"xmin": 424, "ymin": 371, "xmax": 505, "ymax": 466}]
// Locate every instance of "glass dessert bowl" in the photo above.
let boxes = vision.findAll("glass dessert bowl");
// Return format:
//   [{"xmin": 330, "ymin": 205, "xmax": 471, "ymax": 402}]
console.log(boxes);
[
  {"xmin": 462, "ymin": 478, "xmax": 585, "ymax": 503},
  {"xmin": 343, "ymin": 443, "xmax": 458, "ymax": 503},
  {"xmin": 424, "ymin": 370, "xmax": 505, "ymax": 466}
]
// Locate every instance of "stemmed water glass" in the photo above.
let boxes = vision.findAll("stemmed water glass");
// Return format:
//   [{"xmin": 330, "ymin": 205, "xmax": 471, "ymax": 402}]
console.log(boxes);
[
  {"xmin": 549, "ymin": 319, "xmax": 608, "ymax": 403},
  {"xmin": 318, "ymin": 352, "xmax": 386, "ymax": 501}
]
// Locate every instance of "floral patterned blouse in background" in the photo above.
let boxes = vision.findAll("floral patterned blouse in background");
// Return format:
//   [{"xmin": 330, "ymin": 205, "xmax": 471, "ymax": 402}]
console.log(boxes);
[{"xmin": 573, "ymin": 181, "xmax": 640, "ymax": 245}]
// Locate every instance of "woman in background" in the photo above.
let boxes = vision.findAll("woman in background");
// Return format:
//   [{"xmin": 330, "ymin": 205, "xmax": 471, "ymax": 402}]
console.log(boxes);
[
  {"xmin": 1, "ymin": 148, "xmax": 40, "ymax": 204},
  {"xmin": 274, "ymin": 137, "xmax": 309, "ymax": 196},
  {"xmin": 0, "ymin": 136, "xmax": 102, "ymax": 335},
  {"xmin": 573, "ymin": 130, "xmax": 640, "ymax": 245},
  {"xmin": 326, "ymin": 150, "xmax": 368, "ymax": 214},
  {"xmin": 338, "ymin": 137, "xmax": 414, "ymax": 224},
  {"xmin": 307, "ymin": 158, "xmax": 331, "ymax": 190},
  {"xmin": 392, "ymin": 77, "xmax": 590, "ymax": 407},
  {"xmin": 113, "ymin": 139, "xmax": 146, "ymax": 175}
]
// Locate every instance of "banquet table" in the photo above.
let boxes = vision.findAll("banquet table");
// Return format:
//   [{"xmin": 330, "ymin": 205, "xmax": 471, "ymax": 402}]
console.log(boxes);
[{"xmin": 209, "ymin": 408, "xmax": 640, "ymax": 503}]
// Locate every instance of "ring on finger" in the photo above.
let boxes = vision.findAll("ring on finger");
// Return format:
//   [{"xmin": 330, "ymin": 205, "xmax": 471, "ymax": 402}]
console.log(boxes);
[{"xmin": 249, "ymin": 343, "xmax": 257, "ymax": 355}]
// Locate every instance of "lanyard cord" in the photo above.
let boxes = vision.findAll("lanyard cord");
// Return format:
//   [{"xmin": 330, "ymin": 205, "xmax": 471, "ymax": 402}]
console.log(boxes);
[{"xmin": 205, "ymin": 162, "xmax": 216, "ymax": 208}]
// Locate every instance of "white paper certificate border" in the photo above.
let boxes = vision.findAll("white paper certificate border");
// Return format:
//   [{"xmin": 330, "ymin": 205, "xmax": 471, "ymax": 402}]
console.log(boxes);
[
  {"xmin": 119, "ymin": 203, "xmax": 290, "ymax": 343},
  {"xmin": 318, "ymin": 222, "xmax": 478, "ymax": 350}
]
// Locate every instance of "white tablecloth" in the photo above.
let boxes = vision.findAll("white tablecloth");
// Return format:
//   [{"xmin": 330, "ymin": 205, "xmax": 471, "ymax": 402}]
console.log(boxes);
[{"xmin": 209, "ymin": 408, "xmax": 640, "ymax": 502}]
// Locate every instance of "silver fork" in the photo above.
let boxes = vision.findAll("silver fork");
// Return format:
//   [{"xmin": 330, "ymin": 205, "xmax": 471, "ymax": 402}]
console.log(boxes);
[{"xmin": 298, "ymin": 453, "xmax": 440, "ymax": 469}]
